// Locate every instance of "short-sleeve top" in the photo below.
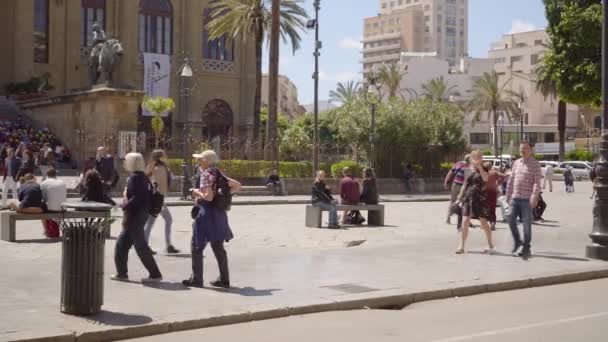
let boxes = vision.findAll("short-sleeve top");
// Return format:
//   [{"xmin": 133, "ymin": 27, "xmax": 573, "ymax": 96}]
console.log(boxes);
[{"xmin": 199, "ymin": 167, "xmax": 217, "ymax": 193}]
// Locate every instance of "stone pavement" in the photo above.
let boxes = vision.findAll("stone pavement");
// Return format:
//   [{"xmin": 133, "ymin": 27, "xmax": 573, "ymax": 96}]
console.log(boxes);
[{"xmin": 0, "ymin": 182, "xmax": 606, "ymax": 341}]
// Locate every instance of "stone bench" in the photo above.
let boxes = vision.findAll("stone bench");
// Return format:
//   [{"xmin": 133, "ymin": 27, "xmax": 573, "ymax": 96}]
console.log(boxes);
[
  {"xmin": 305, "ymin": 204, "xmax": 385, "ymax": 228},
  {"xmin": 0, "ymin": 210, "xmax": 112, "ymax": 242}
]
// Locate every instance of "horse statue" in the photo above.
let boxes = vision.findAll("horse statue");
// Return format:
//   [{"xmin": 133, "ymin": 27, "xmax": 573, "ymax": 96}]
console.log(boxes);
[{"xmin": 89, "ymin": 38, "xmax": 124, "ymax": 87}]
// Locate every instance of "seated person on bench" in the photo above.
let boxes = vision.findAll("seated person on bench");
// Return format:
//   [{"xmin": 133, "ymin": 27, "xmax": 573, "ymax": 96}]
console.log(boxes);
[
  {"xmin": 311, "ymin": 171, "xmax": 340, "ymax": 229},
  {"xmin": 340, "ymin": 167, "xmax": 362, "ymax": 224},
  {"xmin": 266, "ymin": 170, "xmax": 282, "ymax": 196},
  {"xmin": 8, "ymin": 173, "xmax": 50, "ymax": 237},
  {"xmin": 40, "ymin": 168, "xmax": 67, "ymax": 237}
]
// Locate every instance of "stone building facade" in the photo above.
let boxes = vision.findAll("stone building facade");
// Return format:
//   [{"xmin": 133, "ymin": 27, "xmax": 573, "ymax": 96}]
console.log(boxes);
[
  {"xmin": 0, "ymin": 0, "xmax": 257, "ymax": 144},
  {"xmin": 261, "ymin": 74, "xmax": 305, "ymax": 120}
]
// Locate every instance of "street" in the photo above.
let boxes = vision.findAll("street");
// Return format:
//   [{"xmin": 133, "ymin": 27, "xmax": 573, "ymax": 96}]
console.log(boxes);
[{"xmin": 131, "ymin": 278, "xmax": 608, "ymax": 342}]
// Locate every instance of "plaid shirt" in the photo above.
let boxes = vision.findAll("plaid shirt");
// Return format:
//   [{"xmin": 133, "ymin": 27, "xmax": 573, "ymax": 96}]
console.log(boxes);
[{"xmin": 506, "ymin": 157, "xmax": 542, "ymax": 203}]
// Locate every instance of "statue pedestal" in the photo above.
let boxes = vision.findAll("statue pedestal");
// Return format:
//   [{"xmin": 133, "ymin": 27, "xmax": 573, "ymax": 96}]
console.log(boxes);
[{"xmin": 20, "ymin": 87, "xmax": 144, "ymax": 162}]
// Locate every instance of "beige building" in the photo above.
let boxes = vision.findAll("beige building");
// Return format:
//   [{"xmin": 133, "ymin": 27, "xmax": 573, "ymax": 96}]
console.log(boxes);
[
  {"xmin": 0, "ymin": 0, "xmax": 257, "ymax": 141},
  {"xmin": 362, "ymin": 7, "xmax": 424, "ymax": 75},
  {"xmin": 261, "ymin": 74, "xmax": 305, "ymax": 120},
  {"xmin": 378, "ymin": 0, "xmax": 469, "ymax": 66}
]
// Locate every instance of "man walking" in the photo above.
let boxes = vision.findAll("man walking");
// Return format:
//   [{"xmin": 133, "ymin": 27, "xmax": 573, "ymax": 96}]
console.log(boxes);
[
  {"xmin": 2, "ymin": 148, "xmax": 20, "ymax": 207},
  {"xmin": 95, "ymin": 147, "xmax": 117, "ymax": 198},
  {"xmin": 543, "ymin": 164, "xmax": 553, "ymax": 192},
  {"xmin": 506, "ymin": 141, "xmax": 543, "ymax": 259},
  {"xmin": 444, "ymin": 154, "xmax": 470, "ymax": 224}
]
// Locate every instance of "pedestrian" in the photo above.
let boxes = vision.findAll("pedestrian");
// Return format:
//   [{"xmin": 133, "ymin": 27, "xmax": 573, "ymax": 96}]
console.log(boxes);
[
  {"xmin": 563, "ymin": 166, "xmax": 574, "ymax": 193},
  {"xmin": 444, "ymin": 154, "xmax": 471, "ymax": 224},
  {"xmin": 16, "ymin": 150, "xmax": 36, "ymax": 181},
  {"xmin": 340, "ymin": 167, "xmax": 361, "ymax": 224},
  {"xmin": 543, "ymin": 164, "xmax": 554, "ymax": 192},
  {"xmin": 2, "ymin": 148, "xmax": 21, "ymax": 207},
  {"xmin": 143, "ymin": 149, "xmax": 180, "ymax": 254},
  {"xmin": 111, "ymin": 152, "xmax": 163, "ymax": 283},
  {"xmin": 360, "ymin": 167, "xmax": 379, "ymax": 205},
  {"xmin": 533, "ymin": 192, "xmax": 547, "ymax": 222},
  {"xmin": 403, "ymin": 163, "xmax": 414, "ymax": 193},
  {"xmin": 483, "ymin": 161, "xmax": 508, "ymax": 231},
  {"xmin": 455, "ymin": 150, "xmax": 495, "ymax": 254},
  {"xmin": 9, "ymin": 174, "xmax": 46, "ymax": 226},
  {"xmin": 506, "ymin": 141, "xmax": 543, "ymax": 259},
  {"xmin": 265, "ymin": 170, "xmax": 283, "ymax": 196},
  {"xmin": 95, "ymin": 146, "xmax": 118, "ymax": 198},
  {"xmin": 40, "ymin": 168, "xmax": 67, "ymax": 238},
  {"xmin": 182, "ymin": 150, "xmax": 241, "ymax": 288},
  {"xmin": 311, "ymin": 170, "xmax": 340, "ymax": 229},
  {"xmin": 590, "ymin": 166, "xmax": 597, "ymax": 200}
]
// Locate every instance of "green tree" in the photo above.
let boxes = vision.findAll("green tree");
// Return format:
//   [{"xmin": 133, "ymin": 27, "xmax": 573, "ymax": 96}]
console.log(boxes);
[
  {"xmin": 280, "ymin": 125, "xmax": 311, "ymax": 161},
  {"xmin": 142, "ymin": 96, "xmax": 176, "ymax": 148},
  {"xmin": 207, "ymin": 0, "xmax": 308, "ymax": 140},
  {"xmin": 468, "ymin": 71, "xmax": 518, "ymax": 158},
  {"xmin": 329, "ymin": 81, "xmax": 360, "ymax": 105},
  {"xmin": 378, "ymin": 64, "xmax": 403, "ymax": 99},
  {"xmin": 421, "ymin": 76, "xmax": 458, "ymax": 102},
  {"xmin": 542, "ymin": 0, "xmax": 601, "ymax": 106},
  {"xmin": 534, "ymin": 62, "xmax": 568, "ymax": 161}
]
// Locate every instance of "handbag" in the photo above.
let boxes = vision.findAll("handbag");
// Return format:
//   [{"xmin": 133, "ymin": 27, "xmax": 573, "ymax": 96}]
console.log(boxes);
[{"xmin": 191, "ymin": 205, "xmax": 200, "ymax": 219}]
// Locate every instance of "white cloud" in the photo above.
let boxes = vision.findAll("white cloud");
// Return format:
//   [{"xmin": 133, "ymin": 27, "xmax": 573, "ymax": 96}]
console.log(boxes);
[
  {"xmin": 508, "ymin": 20, "xmax": 538, "ymax": 34},
  {"xmin": 338, "ymin": 36, "xmax": 363, "ymax": 50},
  {"xmin": 319, "ymin": 69, "xmax": 358, "ymax": 83}
]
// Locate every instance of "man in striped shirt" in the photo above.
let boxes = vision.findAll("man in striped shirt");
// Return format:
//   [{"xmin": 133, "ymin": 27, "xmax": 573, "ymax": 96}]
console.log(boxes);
[
  {"xmin": 506, "ymin": 141, "xmax": 543, "ymax": 259},
  {"xmin": 444, "ymin": 155, "xmax": 470, "ymax": 224}
]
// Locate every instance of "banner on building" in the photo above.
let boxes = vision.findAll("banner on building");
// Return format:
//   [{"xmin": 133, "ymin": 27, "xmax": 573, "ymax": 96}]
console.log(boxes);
[{"xmin": 142, "ymin": 53, "xmax": 171, "ymax": 117}]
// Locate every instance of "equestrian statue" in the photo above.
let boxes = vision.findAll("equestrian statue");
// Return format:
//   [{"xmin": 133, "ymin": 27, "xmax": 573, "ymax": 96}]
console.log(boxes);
[{"xmin": 88, "ymin": 23, "xmax": 124, "ymax": 87}]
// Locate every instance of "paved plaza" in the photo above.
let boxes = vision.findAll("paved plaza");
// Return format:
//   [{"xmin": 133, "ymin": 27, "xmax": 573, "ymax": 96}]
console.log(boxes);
[{"xmin": 0, "ymin": 182, "xmax": 606, "ymax": 341}]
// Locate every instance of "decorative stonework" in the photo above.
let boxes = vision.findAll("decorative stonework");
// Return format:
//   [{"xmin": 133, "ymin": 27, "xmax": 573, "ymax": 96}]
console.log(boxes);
[
  {"xmin": 80, "ymin": 46, "xmax": 92, "ymax": 65},
  {"xmin": 202, "ymin": 59, "xmax": 235, "ymax": 73}
]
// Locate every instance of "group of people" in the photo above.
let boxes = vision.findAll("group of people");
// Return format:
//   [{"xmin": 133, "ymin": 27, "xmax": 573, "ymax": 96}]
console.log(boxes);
[
  {"xmin": 311, "ymin": 166, "xmax": 379, "ymax": 228},
  {"xmin": 444, "ymin": 141, "xmax": 543, "ymax": 259},
  {"xmin": 111, "ymin": 149, "xmax": 241, "ymax": 289}
]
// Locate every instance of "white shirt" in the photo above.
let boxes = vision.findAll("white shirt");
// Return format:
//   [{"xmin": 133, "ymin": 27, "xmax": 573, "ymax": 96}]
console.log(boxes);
[
  {"xmin": 544, "ymin": 165, "xmax": 554, "ymax": 176},
  {"xmin": 40, "ymin": 178, "xmax": 67, "ymax": 212}
]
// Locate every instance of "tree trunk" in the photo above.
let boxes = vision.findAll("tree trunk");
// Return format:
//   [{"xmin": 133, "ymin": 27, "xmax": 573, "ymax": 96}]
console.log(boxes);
[
  {"xmin": 558, "ymin": 100, "xmax": 567, "ymax": 161},
  {"xmin": 493, "ymin": 109, "xmax": 499, "ymax": 159},
  {"xmin": 267, "ymin": 0, "xmax": 280, "ymax": 167},
  {"xmin": 254, "ymin": 25, "xmax": 264, "ymax": 143}
]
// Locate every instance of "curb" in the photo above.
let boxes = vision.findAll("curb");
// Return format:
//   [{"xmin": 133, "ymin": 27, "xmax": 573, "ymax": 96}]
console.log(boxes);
[
  {"xmin": 12, "ymin": 268, "xmax": 608, "ymax": 342},
  {"xmin": 164, "ymin": 196, "xmax": 451, "ymax": 207}
]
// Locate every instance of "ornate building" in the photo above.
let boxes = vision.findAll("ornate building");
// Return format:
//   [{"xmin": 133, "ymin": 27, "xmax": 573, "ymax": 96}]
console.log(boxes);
[{"xmin": 0, "ymin": 0, "xmax": 257, "ymax": 142}]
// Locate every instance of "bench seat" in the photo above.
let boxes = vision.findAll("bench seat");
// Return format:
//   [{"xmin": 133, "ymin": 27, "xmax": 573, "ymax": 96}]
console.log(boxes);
[{"xmin": 305, "ymin": 204, "xmax": 385, "ymax": 228}]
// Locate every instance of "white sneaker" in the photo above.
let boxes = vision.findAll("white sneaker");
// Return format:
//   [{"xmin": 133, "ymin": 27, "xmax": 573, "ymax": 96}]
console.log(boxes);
[
  {"xmin": 141, "ymin": 276, "xmax": 162, "ymax": 283},
  {"xmin": 484, "ymin": 246, "xmax": 496, "ymax": 255}
]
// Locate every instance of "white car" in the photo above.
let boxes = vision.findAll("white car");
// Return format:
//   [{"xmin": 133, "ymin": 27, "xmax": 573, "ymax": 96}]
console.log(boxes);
[{"xmin": 556, "ymin": 161, "xmax": 592, "ymax": 180}]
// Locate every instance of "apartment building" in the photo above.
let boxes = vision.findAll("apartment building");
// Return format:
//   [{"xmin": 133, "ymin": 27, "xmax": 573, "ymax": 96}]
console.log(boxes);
[
  {"xmin": 261, "ymin": 74, "xmax": 305, "ymax": 120},
  {"xmin": 362, "ymin": 7, "xmax": 424, "ymax": 75},
  {"xmin": 378, "ymin": 0, "xmax": 469, "ymax": 66}
]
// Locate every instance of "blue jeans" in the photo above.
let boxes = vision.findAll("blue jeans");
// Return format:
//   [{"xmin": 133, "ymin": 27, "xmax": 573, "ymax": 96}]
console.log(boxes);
[
  {"xmin": 314, "ymin": 202, "xmax": 338, "ymax": 225},
  {"xmin": 144, "ymin": 205, "xmax": 173, "ymax": 247},
  {"xmin": 509, "ymin": 198, "xmax": 533, "ymax": 250}
]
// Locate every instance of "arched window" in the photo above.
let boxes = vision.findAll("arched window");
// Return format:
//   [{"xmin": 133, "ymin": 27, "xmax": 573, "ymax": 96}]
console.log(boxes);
[
  {"xmin": 34, "ymin": 0, "xmax": 49, "ymax": 63},
  {"xmin": 81, "ymin": 0, "xmax": 106, "ymax": 46},
  {"xmin": 202, "ymin": 8, "xmax": 234, "ymax": 61},
  {"xmin": 139, "ymin": 0, "xmax": 173, "ymax": 55}
]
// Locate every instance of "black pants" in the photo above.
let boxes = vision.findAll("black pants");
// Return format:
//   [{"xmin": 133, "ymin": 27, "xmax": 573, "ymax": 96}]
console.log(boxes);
[
  {"xmin": 115, "ymin": 211, "xmax": 162, "ymax": 278},
  {"xmin": 534, "ymin": 196, "xmax": 547, "ymax": 220},
  {"xmin": 191, "ymin": 238, "xmax": 229, "ymax": 285}
]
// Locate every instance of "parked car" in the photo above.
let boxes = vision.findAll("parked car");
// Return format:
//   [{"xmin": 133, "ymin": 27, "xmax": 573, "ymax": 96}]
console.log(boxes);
[
  {"xmin": 555, "ymin": 161, "xmax": 592, "ymax": 180},
  {"xmin": 482, "ymin": 158, "xmax": 508, "ymax": 171},
  {"xmin": 539, "ymin": 161, "xmax": 559, "ymax": 168}
]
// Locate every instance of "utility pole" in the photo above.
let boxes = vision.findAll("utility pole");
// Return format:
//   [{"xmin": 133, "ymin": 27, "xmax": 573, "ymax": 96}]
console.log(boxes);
[
  {"xmin": 312, "ymin": 0, "xmax": 321, "ymax": 176},
  {"xmin": 268, "ymin": 0, "xmax": 281, "ymax": 169}
]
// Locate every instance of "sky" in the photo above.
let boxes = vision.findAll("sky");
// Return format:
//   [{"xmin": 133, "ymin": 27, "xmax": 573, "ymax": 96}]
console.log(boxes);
[{"xmin": 262, "ymin": 0, "xmax": 548, "ymax": 106}]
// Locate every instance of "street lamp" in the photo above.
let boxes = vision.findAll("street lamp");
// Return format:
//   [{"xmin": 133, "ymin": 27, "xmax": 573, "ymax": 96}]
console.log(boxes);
[
  {"xmin": 308, "ymin": 0, "xmax": 321, "ymax": 176},
  {"xmin": 517, "ymin": 100, "xmax": 525, "ymax": 143},
  {"xmin": 178, "ymin": 57, "xmax": 193, "ymax": 199},
  {"xmin": 363, "ymin": 70, "xmax": 382, "ymax": 168},
  {"xmin": 498, "ymin": 114, "xmax": 505, "ymax": 168},
  {"xmin": 581, "ymin": 114, "xmax": 591, "ymax": 155},
  {"xmin": 587, "ymin": 0, "xmax": 608, "ymax": 260}
]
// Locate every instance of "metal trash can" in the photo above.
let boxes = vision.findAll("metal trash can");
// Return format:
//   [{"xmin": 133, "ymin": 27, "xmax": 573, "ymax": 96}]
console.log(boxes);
[{"xmin": 59, "ymin": 218, "xmax": 111, "ymax": 315}]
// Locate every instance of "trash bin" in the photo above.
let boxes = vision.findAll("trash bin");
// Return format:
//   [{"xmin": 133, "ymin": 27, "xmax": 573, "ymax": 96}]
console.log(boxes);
[{"xmin": 59, "ymin": 218, "xmax": 111, "ymax": 315}]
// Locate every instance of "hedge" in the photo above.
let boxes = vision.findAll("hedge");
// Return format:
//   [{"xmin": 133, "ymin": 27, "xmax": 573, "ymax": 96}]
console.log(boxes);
[
  {"xmin": 330, "ymin": 160, "xmax": 365, "ymax": 178},
  {"xmin": 565, "ymin": 149, "xmax": 593, "ymax": 162},
  {"xmin": 167, "ymin": 159, "xmax": 330, "ymax": 178}
]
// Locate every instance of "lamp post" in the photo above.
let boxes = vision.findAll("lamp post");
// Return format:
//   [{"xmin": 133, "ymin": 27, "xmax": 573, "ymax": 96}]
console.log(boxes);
[
  {"xmin": 307, "ymin": 0, "xmax": 321, "ymax": 176},
  {"xmin": 363, "ymin": 70, "xmax": 382, "ymax": 168},
  {"xmin": 517, "ymin": 100, "xmax": 525, "ymax": 143},
  {"xmin": 178, "ymin": 57, "xmax": 193, "ymax": 200},
  {"xmin": 587, "ymin": 0, "xmax": 608, "ymax": 260},
  {"xmin": 582, "ymin": 114, "xmax": 591, "ymax": 155},
  {"xmin": 498, "ymin": 114, "xmax": 505, "ymax": 168}
]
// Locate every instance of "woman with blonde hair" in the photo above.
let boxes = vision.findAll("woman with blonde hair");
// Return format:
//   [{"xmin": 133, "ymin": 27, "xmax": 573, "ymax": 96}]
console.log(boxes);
[
  {"xmin": 183, "ymin": 149, "xmax": 241, "ymax": 288},
  {"xmin": 112, "ymin": 152, "xmax": 162, "ymax": 283},
  {"xmin": 456, "ymin": 150, "xmax": 495, "ymax": 254},
  {"xmin": 144, "ymin": 149, "xmax": 180, "ymax": 254}
]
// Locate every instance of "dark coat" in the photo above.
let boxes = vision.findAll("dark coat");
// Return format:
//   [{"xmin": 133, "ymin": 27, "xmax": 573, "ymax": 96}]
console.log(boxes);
[
  {"xmin": 311, "ymin": 180, "xmax": 333, "ymax": 204},
  {"xmin": 3, "ymin": 157, "xmax": 21, "ymax": 182},
  {"xmin": 121, "ymin": 171, "xmax": 150, "ymax": 214},
  {"xmin": 360, "ymin": 179, "xmax": 379, "ymax": 204},
  {"xmin": 16, "ymin": 159, "xmax": 36, "ymax": 180}
]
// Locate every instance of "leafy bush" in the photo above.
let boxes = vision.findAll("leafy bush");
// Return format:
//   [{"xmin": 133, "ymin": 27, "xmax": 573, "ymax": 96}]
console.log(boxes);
[
  {"xmin": 167, "ymin": 159, "xmax": 330, "ymax": 178},
  {"xmin": 481, "ymin": 149, "xmax": 493, "ymax": 156},
  {"xmin": 330, "ymin": 160, "xmax": 365, "ymax": 178},
  {"xmin": 565, "ymin": 149, "xmax": 593, "ymax": 162}
]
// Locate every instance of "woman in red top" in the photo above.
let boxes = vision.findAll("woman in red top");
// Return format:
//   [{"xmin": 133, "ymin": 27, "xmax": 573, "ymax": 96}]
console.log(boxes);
[{"xmin": 483, "ymin": 161, "xmax": 508, "ymax": 231}]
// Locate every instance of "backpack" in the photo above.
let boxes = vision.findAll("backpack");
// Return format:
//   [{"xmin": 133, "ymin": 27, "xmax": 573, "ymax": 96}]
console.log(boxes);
[
  {"xmin": 148, "ymin": 181, "xmax": 164, "ymax": 217},
  {"xmin": 211, "ymin": 168, "xmax": 232, "ymax": 211},
  {"xmin": 345, "ymin": 210, "xmax": 366, "ymax": 225}
]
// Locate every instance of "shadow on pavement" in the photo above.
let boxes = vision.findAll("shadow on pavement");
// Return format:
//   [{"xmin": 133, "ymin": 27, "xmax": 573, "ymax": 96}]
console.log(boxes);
[
  {"xmin": 206, "ymin": 286, "xmax": 281, "ymax": 297},
  {"xmin": 86, "ymin": 310, "xmax": 153, "ymax": 326},
  {"xmin": 15, "ymin": 238, "xmax": 62, "ymax": 244},
  {"xmin": 143, "ymin": 281, "xmax": 192, "ymax": 291},
  {"xmin": 468, "ymin": 250, "xmax": 589, "ymax": 262}
]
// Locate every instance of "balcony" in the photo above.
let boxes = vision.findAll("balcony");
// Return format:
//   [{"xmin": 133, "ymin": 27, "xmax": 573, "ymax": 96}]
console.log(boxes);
[
  {"xmin": 362, "ymin": 32, "xmax": 402, "ymax": 43},
  {"xmin": 362, "ymin": 42, "xmax": 401, "ymax": 53},
  {"xmin": 361, "ymin": 53, "xmax": 402, "ymax": 64}
]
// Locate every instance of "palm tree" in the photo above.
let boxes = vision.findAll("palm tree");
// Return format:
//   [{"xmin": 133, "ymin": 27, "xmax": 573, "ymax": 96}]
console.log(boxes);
[
  {"xmin": 534, "ymin": 64, "xmax": 567, "ymax": 161},
  {"xmin": 421, "ymin": 76, "xmax": 457, "ymax": 102},
  {"xmin": 142, "ymin": 96, "xmax": 176, "ymax": 148},
  {"xmin": 329, "ymin": 81, "xmax": 360, "ymax": 105},
  {"xmin": 207, "ymin": 0, "xmax": 308, "ymax": 141},
  {"xmin": 468, "ymin": 71, "xmax": 518, "ymax": 158},
  {"xmin": 378, "ymin": 64, "xmax": 403, "ymax": 99},
  {"xmin": 267, "ymin": 0, "xmax": 281, "ymax": 166}
]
